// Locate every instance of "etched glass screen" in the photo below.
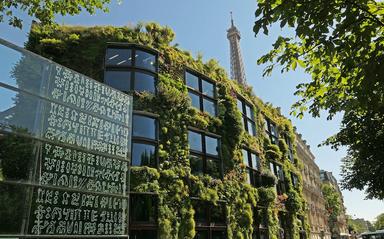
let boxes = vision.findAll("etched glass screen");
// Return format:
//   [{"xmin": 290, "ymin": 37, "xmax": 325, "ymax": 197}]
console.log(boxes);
[{"xmin": 0, "ymin": 38, "xmax": 133, "ymax": 237}]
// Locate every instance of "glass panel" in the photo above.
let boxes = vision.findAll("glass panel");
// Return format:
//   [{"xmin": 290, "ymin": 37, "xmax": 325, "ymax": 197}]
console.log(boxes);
[
  {"xmin": 202, "ymin": 79, "xmax": 214, "ymax": 97},
  {"xmin": 132, "ymin": 143, "xmax": 156, "ymax": 167},
  {"xmin": 246, "ymin": 104, "xmax": 254, "ymax": 120},
  {"xmin": 130, "ymin": 230, "xmax": 158, "ymax": 239},
  {"xmin": 105, "ymin": 48, "xmax": 132, "ymax": 66},
  {"xmin": 104, "ymin": 70, "xmax": 131, "ymax": 92},
  {"xmin": 237, "ymin": 99, "xmax": 243, "ymax": 113},
  {"xmin": 206, "ymin": 158, "xmax": 221, "ymax": 178},
  {"xmin": 203, "ymin": 98, "xmax": 216, "ymax": 116},
  {"xmin": 270, "ymin": 123, "xmax": 278, "ymax": 137},
  {"xmin": 247, "ymin": 120, "xmax": 256, "ymax": 136},
  {"xmin": 186, "ymin": 72, "xmax": 199, "ymax": 90},
  {"xmin": 130, "ymin": 194, "xmax": 156, "ymax": 222},
  {"xmin": 134, "ymin": 72, "xmax": 156, "ymax": 93},
  {"xmin": 190, "ymin": 155, "xmax": 204, "ymax": 175},
  {"xmin": 211, "ymin": 203, "xmax": 226, "ymax": 223},
  {"xmin": 195, "ymin": 230, "xmax": 209, "ymax": 239},
  {"xmin": 188, "ymin": 91, "xmax": 201, "ymax": 109},
  {"xmin": 135, "ymin": 50, "xmax": 156, "ymax": 72},
  {"xmin": 212, "ymin": 231, "xmax": 227, "ymax": 239},
  {"xmin": 0, "ymin": 183, "xmax": 28, "ymax": 234},
  {"xmin": 251, "ymin": 153, "xmax": 260, "ymax": 170},
  {"xmin": 242, "ymin": 149, "xmax": 249, "ymax": 167},
  {"xmin": 205, "ymin": 135, "xmax": 219, "ymax": 156},
  {"xmin": 188, "ymin": 131, "xmax": 202, "ymax": 152},
  {"xmin": 133, "ymin": 115, "xmax": 156, "ymax": 140},
  {"xmin": 277, "ymin": 165, "xmax": 284, "ymax": 180},
  {"xmin": 245, "ymin": 169, "xmax": 251, "ymax": 184},
  {"xmin": 192, "ymin": 201, "xmax": 207, "ymax": 223}
]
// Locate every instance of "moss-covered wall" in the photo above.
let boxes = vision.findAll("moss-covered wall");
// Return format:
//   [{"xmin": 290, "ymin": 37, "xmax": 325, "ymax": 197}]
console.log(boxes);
[{"xmin": 26, "ymin": 22, "xmax": 309, "ymax": 239}]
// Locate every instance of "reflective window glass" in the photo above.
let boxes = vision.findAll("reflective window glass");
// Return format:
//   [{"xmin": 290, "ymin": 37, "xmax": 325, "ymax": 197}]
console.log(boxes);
[
  {"xmin": 242, "ymin": 149, "xmax": 249, "ymax": 166},
  {"xmin": 246, "ymin": 104, "xmax": 254, "ymax": 120},
  {"xmin": 0, "ymin": 184, "xmax": 27, "ymax": 233},
  {"xmin": 134, "ymin": 72, "xmax": 156, "ymax": 93},
  {"xmin": 245, "ymin": 169, "xmax": 252, "ymax": 184},
  {"xmin": 130, "ymin": 230, "xmax": 158, "ymax": 239},
  {"xmin": 104, "ymin": 71, "xmax": 131, "ymax": 92},
  {"xmin": 237, "ymin": 99, "xmax": 243, "ymax": 112},
  {"xmin": 189, "ymin": 91, "xmax": 200, "ymax": 109},
  {"xmin": 195, "ymin": 231, "xmax": 209, "ymax": 239},
  {"xmin": 206, "ymin": 159, "xmax": 221, "ymax": 178},
  {"xmin": 130, "ymin": 194, "xmax": 156, "ymax": 222},
  {"xmin": 212, "ymin": 231, "xmax": 227, "ymax": 239},
  {"xmin": 211, "ymin": 203, "xmax": 226, "ymax": 223},
  {"xmin": 135, "ymin": 50, "xmax": 156, "ymax": 72},
  {"xmin": 205, "ymin": 136, "xmax": 219, "ymax": 156},
  {"xmin": 193, "ymin": 201, "xmax": 207, "ymax": 223},
  {"xmin": 133, "ymin": 115, "xmax": 156, "ymax": 140},
  {"xmin": 190, "ymin": 155, "xmax": 204, "ymax": 175},
  {"xmin": 203, "ymin": 98, "xmax": 216, "ymax": 116},
  {"xmin": 202, "ymin": 80, "xmax": 214, "ymax": 97},
  {"xmin": 132, "ymin": 143, "xmax": 156, "ymax": 167},
  {"xmin": 251, "ymin": 153, "xmax": 260, "ymax": 170},
  {"xmin": 186, "ymin": 72, "xmax": 199, "ymax": 90},
  {"xmin": 188, "ymin": 131, "xmax": 202, "ymax": 152},
  {"xmin": 248, "ymin": 121, "xmax": 256, "ymax": 136},
  {"xmin": 105, "ymin": 48, "xmax": 132, "ymax": 66}
]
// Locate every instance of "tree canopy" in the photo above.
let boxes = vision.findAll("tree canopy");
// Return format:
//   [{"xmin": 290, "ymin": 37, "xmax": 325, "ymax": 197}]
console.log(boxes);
[
  {"xmin": 322, "ymin": 183, "xmax": 342, "ymax": 236},
  {"xmin": 375, "ymin": 213, "xmax": 384, "ymax": 230},
  {"xmin": 0, "ymin": 0, "xmax": 111, "ymax": 29},
  {"xmin": 254, "ymin": 0, "xmax": 384, "ymax": 199}
]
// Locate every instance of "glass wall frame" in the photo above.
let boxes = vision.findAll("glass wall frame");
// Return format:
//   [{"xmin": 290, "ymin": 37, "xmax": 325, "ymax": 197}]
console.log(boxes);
[
  {"xmin": 237, "ymin": 96, "xmax": 257, "ymax": 137},
  {"xmin": 265, "ymin": 117, "xmax": 279, "ymax": 144},
  {"xmin": 184, "ymin": 68, "xmax": 218, "ymax": 117},
  {"xmin": 242, "ymin": 147, "xmax": 261, "ymax": 187}
]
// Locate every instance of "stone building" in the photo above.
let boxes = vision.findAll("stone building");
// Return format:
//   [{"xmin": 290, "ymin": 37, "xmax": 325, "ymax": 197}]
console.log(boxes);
[
  {"xmin": 296, "ymin": 133, "xmax": 332, "ymax": 239},
  {"xmin": 320, "ymin": 171, "xmax": 350, "ymax": 239}
]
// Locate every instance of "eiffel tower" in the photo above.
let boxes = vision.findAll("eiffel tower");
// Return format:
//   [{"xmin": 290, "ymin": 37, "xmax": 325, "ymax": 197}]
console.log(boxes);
[{"xmin": 227, "ymin": 12, "xmax": 247, "ymax": 86}]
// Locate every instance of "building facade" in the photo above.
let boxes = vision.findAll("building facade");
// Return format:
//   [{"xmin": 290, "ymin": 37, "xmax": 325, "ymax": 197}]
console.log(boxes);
[
  {"xmin": 14, "ymin": 22, "xmax": 309, "ymax": 239},
  {"xmin": 320, "ymin": 171, "xmax": 349, "ymax": 239},
  {"xmin": 296, "ymin": 134, "xmax": 331, "ymax": 239}
]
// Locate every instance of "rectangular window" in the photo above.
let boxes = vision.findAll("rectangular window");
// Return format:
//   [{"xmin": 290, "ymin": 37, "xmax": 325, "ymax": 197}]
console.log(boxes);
[
  {"xmin": 253, "ymin": 208, "xmax": 269, "ymax": 239},
  {"xmin": 291, "ymin": 173, "xmax": 299, "ymax": 188},
  {"xmin": 188, "ymin": 130, "xmax": 221, "ymax": 178},
  {"xmin": 193, "ymin": 200, "xmax": 227, "ymax": 238},
  {"xmin": 185, "ymin": 70, "xmax": 217, "ymax": 117},
  {"xmin": 135, "ymin": 49, "xmax": 157, "ymax": 72},
  {"xmin": 105, "ymin": 48, "xmax": 132, "ymax": 66},
  {"xmin": 243, "ymin": 149, "xmax": 261, "ymax": 187},
  {"xmin": 265, "ymin": 118, "xmax": 279, "ymax": 144},
  {"xmin": 237, "ymin": 97, "xmax": 256, "ymax": 136},
  {"xmin": 131, "ymin": 113, "xmax": 158, "ymax": 168},
  {"xmin": 284, "ymin": 134, "xmax": 294, "ymax": 162},
  {"xmin": 270, "ymin": 162, "xmax": 286, "ymax": 195},
  {"xmin": 130, "ymin": 194, "xmax": 158, "ymax": 236}
]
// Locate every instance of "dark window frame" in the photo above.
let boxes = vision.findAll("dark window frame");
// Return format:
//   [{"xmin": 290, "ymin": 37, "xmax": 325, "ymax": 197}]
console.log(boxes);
[
  {"xmin": 265, "ymin": 117, "xmax": 279, "ymax": 144},
  {"xmin": 129, "ymin": 192, "xmax": 158, "ymax": 235},
  {"xmin": 283, "ymin": 134, "xmax": 294, "ymax": 163},
  {"xmin": 184, "ymin": 68, "xmax": 218, "ymax": 117},
  {"xmin": 237, "ymin": 95, "xmax": 257, "ymax": 137},
  {"xmin": 188, "ymin": 128, "xmax": 223, "ymax": 179},
  {"xmin": 291, "ymin": 172, "xmax": 299, "ymax": 189},
  {"xmin": 253, "ymin": 206, "xmax": 269, "ymax": 239},
  {"xmin": 192, "ymin": 198, "xmax": 227, "ymax": 238},
  {"xmin": 242, "ymin": 147, "xmax": 261, "ymax": 187},
  {"xmin": 131, "ymin": 111, "xmax": 159, "ymax": 168},
  {"xmin": 269, "ymin": 161, "xmax": 286, "ymax": 195},
  {"xmin": 104, "ymin": 43, "xmax": 159, "ymax": 94}
]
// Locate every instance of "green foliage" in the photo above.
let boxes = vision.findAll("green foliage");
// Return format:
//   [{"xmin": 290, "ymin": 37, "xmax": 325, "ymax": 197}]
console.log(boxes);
[
  {"xmin": 254, "ymin": 0, "xmax": 384, "ymax": 199},
  {"xmin": 347, "ymin": 215, "xmax": 371, "ymax": 234},
  {"xmin": 27, "ymin": 23, "xmax": 308, "ymax": 239},
  {"xmin": 0, "ymin": 0, "xmax": 111, "ymax": 29},
  {"xmin": 375, "ymin": 213, "xmax": 384, "ymax": 230},
  {"xmin": 322, "ymin": 183, "xmax": 342, "ymax": 235}
]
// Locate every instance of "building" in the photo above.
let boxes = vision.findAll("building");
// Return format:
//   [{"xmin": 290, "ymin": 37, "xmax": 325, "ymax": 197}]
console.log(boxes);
[
  {"xmin": 6, "ymin": 21, "xmax": 310, "ymax": 238},
  {"xmin": 296, "ymin": 133, "xmax": 331, "ymax": 239},
  {"xmin": 320, "ymin": 170, "xmax": 349, "ymax": 239}
]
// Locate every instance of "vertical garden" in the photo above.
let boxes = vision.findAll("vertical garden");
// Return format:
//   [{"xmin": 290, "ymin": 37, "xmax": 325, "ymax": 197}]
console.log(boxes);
[{"xmin": 25, "ymin": 22, "xmax": 309, "ymax": 239}]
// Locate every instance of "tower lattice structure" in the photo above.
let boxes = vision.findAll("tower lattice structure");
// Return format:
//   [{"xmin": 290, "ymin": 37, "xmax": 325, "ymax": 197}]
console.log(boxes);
[{"xmin": 227, "ymin": 12, "xmax": 247, "ymax": 86}]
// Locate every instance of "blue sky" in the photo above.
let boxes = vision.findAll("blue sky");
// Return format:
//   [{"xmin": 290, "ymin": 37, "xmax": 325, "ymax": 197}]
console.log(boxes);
[{"xmin": 1, "ymin": 0, "xmax": 383, "ymax": 221}]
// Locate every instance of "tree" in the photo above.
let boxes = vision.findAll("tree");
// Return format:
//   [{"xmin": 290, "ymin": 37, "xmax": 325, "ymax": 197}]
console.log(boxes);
[
  {"xmin": 254, "ymin": 0, "xmax": 384, "ymax": 199},
  {"xmin": 322, "ymin": 184, "xmax": 342, "ymax": 236},
  {"xmin": 0, "ymin": 0, "xmax": 112, "ymax": 29},
  {"xmin": 375, "ymin": 213, "xmax": 384, "ymax": 230}
]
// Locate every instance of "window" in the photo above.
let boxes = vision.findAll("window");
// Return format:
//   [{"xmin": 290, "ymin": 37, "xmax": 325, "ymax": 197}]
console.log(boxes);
[
  {"xmin": 237, "ymin": 97, "xmax": 256, "ymax": 136},
  {"xmin": 104, "ymin": 46, "xmax": 157, "ymax": 94},
  {"xmin": 284, "ymin": 134, "xmax": 294, "ymax": 162},
  {"xmin": 270, "ymin": 162, "xmax": 286, "ymax": 195},
  {"xmin": 131, "ymin": 113, "xmax": 158, "ymax": 168},
  {"xmin": 291, "ymin": 173, "xmax": 299, "ymax": 188},
  {"xmin": 278, "ymin": 212, "xmax": 287, "ymax": 239},
  {"xmin": 130, "ymin": 193, "xmax": 157, "ymax": 236},
  {"xmin": 188, "ymin": 130, "xmax": 221, "ymax": 178},
  {"xmin": 185, "ymin": 70, "xmax": 217, "ymax": 117},
  {"xmin": 265, "ymin": 118, "xmax": 279, "ymax": 144},
  {"xmin": 242, "ymin": 149, "xmax": 261, "ymax": 187},
  {"xmin": 253, "ymin": 208, "xmax": 269, "ymax": 239},
  {"xmin": 192, "ymin": 200, "xmax": 227, "ymax": 239}
]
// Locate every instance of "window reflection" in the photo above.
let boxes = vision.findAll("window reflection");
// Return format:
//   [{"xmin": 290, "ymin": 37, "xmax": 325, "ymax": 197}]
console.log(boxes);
[
  {"xmin": 0, "ymin": 184, "xmax": 27, "ymax": 234},
  {"xmin": 130, "ymin": 230, "xmax": 158, "ymax": 239},
  {"xmin": 195, "ymin": 231, "xmax": 209, "ymax": 239},
  {"xmin": 237, "ymin": 97, "xmax": 256, "ymax": 137},
  {"xmin": 104, "ymin": 71, "xmax": 131, "ymax": 92},
  {"xmin": 186, "ymin": 72, "xmax": 199, "ymax": 90},
  {"xmin": 132, "ymin": 143, "xmax": 156, "ymax": 167},
  {"xmin": 105, "ymin": 48, "xmax": 132, "ymax": 66},
  {"xmin": 190, "ymin": 155, "xmax": 204, "ymax": 175},
  {"xmin": 134, "ymin": 72, "xmax": 156, "ymax": 93},
  {"xmin": 203, "ymin": 98, "xmax": 216, "ymax": 116},
  {"xmin": 205, "ymin": 136, "xmax": 219, "ymax": 156},
  {"xmin": 202, "ymin": 80, "xmax": 214, "ymax": 97},
  {"xmin": 189, "ymin": 91, "xmax": 200, "ymax": 109},
  {"xmin": 212, "ymin": 231, "xmax": 227, "ymax": 239},
  {"xmin": 188, "ymin": 131, "xmax": 202, "ymax": 152},
  {"xmin": 206, "ymin": 159, "xmax": 221, "ymax": 178},
  {"xmin": 135, "ymin": 50, "xmax": 156, "ymax": 72},
  {"xmin": 133, "ymin": 115, "xmax": 156, "ymax": 140},
  {"xmin": 130, "ymin": 194, "xmax": 157, "ymax": 222}
]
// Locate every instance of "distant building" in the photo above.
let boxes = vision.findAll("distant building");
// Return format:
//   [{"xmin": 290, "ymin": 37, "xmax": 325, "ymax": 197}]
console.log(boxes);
[
  {"xmin": 296, "ymin": 133, "xmax": 332, "ymax": 239},
  {"xmin": 320, "ymin": 170, "xmax": 350, "ymax": 239}
]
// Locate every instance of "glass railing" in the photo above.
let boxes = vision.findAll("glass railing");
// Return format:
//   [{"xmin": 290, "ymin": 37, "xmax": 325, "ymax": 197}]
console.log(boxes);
[{"xmin": 0, "ymin": 38, "xmax": 133, "ymax": 237}]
